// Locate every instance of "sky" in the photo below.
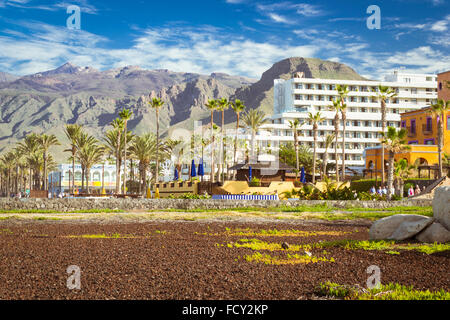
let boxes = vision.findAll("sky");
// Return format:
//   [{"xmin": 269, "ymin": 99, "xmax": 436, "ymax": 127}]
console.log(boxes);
[{"xmin": 0, "ymin": 0, "xmax": 449, "ymax": 79}]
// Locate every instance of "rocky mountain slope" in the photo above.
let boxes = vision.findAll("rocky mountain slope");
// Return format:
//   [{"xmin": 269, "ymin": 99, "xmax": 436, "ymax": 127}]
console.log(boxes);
[{"xmin": 0, "ymin": 57, "xmax": 366, "ymax": 161}]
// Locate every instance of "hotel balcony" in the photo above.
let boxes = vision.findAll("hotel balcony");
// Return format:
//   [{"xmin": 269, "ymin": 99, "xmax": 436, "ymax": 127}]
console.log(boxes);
[{"xmin": 422, "ymin": 124, "xmax": 433, "ymax": 135}]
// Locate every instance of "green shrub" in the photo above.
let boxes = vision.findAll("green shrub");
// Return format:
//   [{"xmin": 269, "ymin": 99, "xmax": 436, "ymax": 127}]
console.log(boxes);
[{"xmin": 249, "ymin": 177, "xmax": 261, "ymax": 187}]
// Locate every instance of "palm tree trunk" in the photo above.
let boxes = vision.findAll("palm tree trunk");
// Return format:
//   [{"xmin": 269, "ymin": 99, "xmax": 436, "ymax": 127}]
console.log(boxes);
[
  {"xmin": 210, "ymin": 111, "xmax": 214, "ymax": 183},
  {"xmin": 81, "ymin": 167, "xmax": 85, "ymax": 192},
  {"xmin": 341, "ymin": 113, "xmax": 346, "ymax": 182},
  {"xmin": 86, "ymin": 169, "xmax": 90, "ymax": 194},
  {"xmin": 156, "ymin": 109, "xmax": 160, "ymax": 185},
  {"xmin": 72, "ymin": 153, "xmax": 76, "ymax": 195},
  {"xmin": 295, "ymin": 134, "xmax": 299, "ymax": 180},
  {"xmin": 387, "ymin": 151, "xmax": 395, "ymax": 200},
  {"xmin": 234, "ymin": 114, "xmax": 239, "ymax": 166},
  {"xmin": 334, "ymin": 115, "xmax": 340, "ymax": 183},
  {"xmin": 381, "ymin": 100, "xmax": 386, "ymax": 185},
  {"xmin": 313, "ymin": 126, "xmax": 317, "ymax": 184},
  {"xmin": 123, "ymin": 121, "xmax": 128, "ymax": 194},
  {"xmin": 438, "ymin": 114, "xmax": 444, "ymax": 178},
  {"xmin": 43, "ymin": 152, "xmax": 47, "ymax": 191},
  {"xmin": 323, "ymin": 151, "xmax": 328, "ymax": 178}
]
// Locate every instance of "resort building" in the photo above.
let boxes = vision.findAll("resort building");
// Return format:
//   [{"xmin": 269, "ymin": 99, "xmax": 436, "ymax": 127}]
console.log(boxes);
[
  {"xmin": 48, "ymin": 163, "xmax": 117, "ymax": 195},
  {"xmin": 253, "ymin": 71, "xmax": 438, "ymax": 173},
  {"xmin": 364, "ymin": 71, "xmax": 450, "ymax": 179}
]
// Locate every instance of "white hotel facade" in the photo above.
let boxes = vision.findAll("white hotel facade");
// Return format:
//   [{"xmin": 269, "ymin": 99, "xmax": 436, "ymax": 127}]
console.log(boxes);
[{"xmin": 255, "ymin": 71, "xmax": 438, "ymax": 172}]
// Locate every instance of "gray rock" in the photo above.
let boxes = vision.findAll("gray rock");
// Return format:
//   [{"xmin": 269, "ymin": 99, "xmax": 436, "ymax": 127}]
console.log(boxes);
[
  {"xmin": 432, "ymin": 186, "xmax": 450, "ymax": 230},
  {"xmin": 416, "ymin": 222, "xmax": 450, "ymax": 243},
  {"xmin": 389, "ymin": 218, "xmax": 434, "ymax": 241},
  {"xmin": 369, "ymin": 214, "xmax": 433, "ymax": 240}
]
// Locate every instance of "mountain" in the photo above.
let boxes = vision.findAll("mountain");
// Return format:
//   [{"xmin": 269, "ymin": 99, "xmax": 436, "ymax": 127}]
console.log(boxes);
[
  {"xmin": 0, "ymin": 58, "xmax": 366, "ymax": 161},
  {"xmin": 0, "ymin": 72, "xmax": 18, "ymax": 83}
]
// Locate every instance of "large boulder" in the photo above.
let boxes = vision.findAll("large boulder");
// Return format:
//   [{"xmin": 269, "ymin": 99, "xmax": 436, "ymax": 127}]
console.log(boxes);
[
  {"xmin": 416, "ymin": 222, "xmax": 450, "ymax": 243},
  {"xmin": 389, "ymin": 218, "xmax": 434, "ymax": 241},
  {"xmin": 432, "ymin": 186, "xmax": 450, "ymax": 230},
  {"xmin": 369, "ymin": 214, "xmax": 433, "ymax": 240}
]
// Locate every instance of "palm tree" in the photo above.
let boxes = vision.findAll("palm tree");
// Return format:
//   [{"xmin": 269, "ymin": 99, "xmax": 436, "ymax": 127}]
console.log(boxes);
[
  {"xmin": 308, "ymin": 112, "xmax": 324, "ymax": 184},
  {"xmin": 205, "ymin": 99, "xmax": 218, "ymax": 183},
  {"xmin": 17, "ymin": 133, "xmax": 39, "ymax": 193},
  {"xmin": 75, "ymin": 131, "xmax": 97, "ymax": 192},
  {"xmin": 336, "ymin": 85, "xmax": 349, "ymax": 181},
  {"xmin": 241, "ymin": 109, "xmax": 269, "ymax": 164},
  {"xmin": 1, "ymin": 152, "xmax": 15, "ymax": 197},
  {"xmin": 77, "ymin": 140, "xmax": 104, "ymax": 194},
  {"xmin": 217, "ymin": 98, "xmax": 230, "ymax": 182},
  {"xmin": 322, "ymin": 133, "xmax": 336, "ymax": 178},
  {"xmin": 381, "ymin": 127, "xmax": 411, "ymax": 200},
  {"xmin": 329, "ymin": 99, "xmax": 341, "ymax": 182},
  {"xmin": 119, "ymin": 109, "xmax": 133, "ymax": 194},
  {"xmin": 109, "ymin": 118, "xmax": 124, "ymax": 193},
  {"xmin": 429, "ymin": 99, "xmax": 450, "ymax": 178},
  {"xmin": 231, "ymin": 99, "xmax": 246, "ymax": 169},
  {"xmin": 36, "ymin": 134, "xmax": 60, "ymax": 191},
  {"xmin": 373, "ymin": 85, "xmax": 397, "ymax": 184},
  {"xmin": 394, "ymin": 159, "xmax": 415, "ymax": 197},
  {"xmin": 149, "ymin": 97, "xmax": 165, "ymax": 185},
  {"xmin": 288, "ymin": 119, "xmax": 303, "ymax": 180},
  {"xmin": 129, "ymin": 133, "xmax": 158, "ymax": 195},
  {"xmin": 64, "ymin": 124, "xmax": 83, "ymax": 194}
]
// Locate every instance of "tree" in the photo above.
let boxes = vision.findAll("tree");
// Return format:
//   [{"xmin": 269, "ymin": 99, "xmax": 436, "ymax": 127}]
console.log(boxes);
[
  {"xmin": 75, "ymin": 131, "xmax": 98, "ymax": 192},
  {"xmin": 231, "ymin": 100, "xmax": 246, "ymax": 169},
  {"xmin": 288, "ymin": 119, "xmax": 303, "ymax": 180},
  {"xmin": 394, "ymin": 159, "xmax": 415, "ymax": 197},
  {"xmin": 17, "ymin": 133, "xmax": 39, "ymax": 192},
  {"xmin": 241, "ymin": 109, "xmax": 269, "ymax": 164},
  {"xmin": 64, "ymin": 124, "xmax": 83, "ymax": 194},
  {"xmin": 106, "ymin": 118, "xmax": 124, "ymax": 193},
  {"xmin": 36, "ymin": 134, "xmax": 60, "ymax": 191},
  {"xmin": 336, "ymin": 85, "xmax": 349, "ymax": 181},
  {"xmin": 1, "ymin": 152, "xmax": 15, "ymax": 197},
  {"xmin": 308, "ymin": 112, "xmax": 324, "ymax": 184},
  {"xmin": 322, "ymin": 133, "xmax": 336, "ymax": 178},
  {"xmin": 328, "ymin": 99, "xmax": 342, "ymax": 182},
  {"xmin": 381, "ymin": 127, "xmax": 411, "ymax": 200},
  {"xmin": 119, "ymin": 108, "xmax": 133, "ymax": 194},
  {"xmin": 205, "ymin": 99, "xmax": 218, "ymax": 183},
  {"xmin": 217, "ymin": 98, "xmax": 230, "ymax": 183},
  {"xmin": 129, "ymin": 133, "xmax": 158, "ymax": 195},
  {"xmin": 149, "ymin": 97, "xmax": 165, "ymax": 185},
  {"xmin": 77, "ymin": 139, "xmax": 104, "ymax": 194},
  {"xmin": 429, "ymin": 99, "xmax": 450, "ymax": 178},
  {"xmin": 373, "ymin": 85, "xmax": 397, "ymax": 184}
]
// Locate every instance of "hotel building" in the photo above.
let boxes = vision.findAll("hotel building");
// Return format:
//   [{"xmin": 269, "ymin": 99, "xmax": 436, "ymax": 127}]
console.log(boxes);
[{"xmin": 255, "ymin": 71, "xmax": 438, "ymax": 172}]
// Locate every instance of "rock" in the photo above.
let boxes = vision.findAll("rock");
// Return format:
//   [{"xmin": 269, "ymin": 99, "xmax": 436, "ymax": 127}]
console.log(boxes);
[
  {"xmin": 281, "ymin": 242, "xmax": 290, "ymax": 250},
  {"xmin": 432, "ymin": 186, "xmax": 450, "ymax": 230},
  {"xmin": 416, "ymin": 222, "xmax": 450, "ymax": 243},
  {"xmin": 369, "ymin": 214, "xmax": 433, "ymax": 240},
  {"xmin": 389, "ymin": 218, "xmax": 434, "ymax": 241}
]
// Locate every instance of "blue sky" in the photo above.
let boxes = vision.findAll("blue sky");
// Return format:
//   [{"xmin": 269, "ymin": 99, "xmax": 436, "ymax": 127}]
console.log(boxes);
[{"xmin": 0, "ymin": 0, "xmax": 449, "ymax": 79}]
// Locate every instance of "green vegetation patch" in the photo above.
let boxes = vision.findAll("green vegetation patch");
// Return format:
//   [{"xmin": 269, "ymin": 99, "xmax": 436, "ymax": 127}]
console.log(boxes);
[
  {"xmin": 202, "ymin": 227, "xmax": 353, "ymax": 237},
  {"xmin": 318, "ymin": 282, "xmax": 450, "ymax": 300},
  {"xmin": 0, "ymin": 209, "xmax": 124, "ymax": 214},
  {"xmin": 66, "ymin": 233, "xmax": 138, "ymax": 239},
  {"xmin": 316, "ymin": 240, "xmax": 450, "ymax": 255},
  {"xmin": 243, "ymin": 252, "xmax": 335, "ymax": 265}
]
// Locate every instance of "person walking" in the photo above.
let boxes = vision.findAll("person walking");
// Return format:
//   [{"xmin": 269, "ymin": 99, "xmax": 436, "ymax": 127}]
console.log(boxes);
[{"xmin": 408, "ymin": 186, "xmax": 415, "ymax": 197}]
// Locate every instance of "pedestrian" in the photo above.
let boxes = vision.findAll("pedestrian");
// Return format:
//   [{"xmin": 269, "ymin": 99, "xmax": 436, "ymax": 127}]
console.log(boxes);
[
  {"xmin": 422, "ymin": 185, "xmax": 427, "ymax": 193},
  {"xmin": 415, "ymin": 185, "xmax": 421, "ymax": 196},
  {"xmin": 382, "ymin": 185, "xmax": 387, "ymax": 195},
  {"xmin": 370, "ymin": 186, "xmax": 376, "ymax": 194},
  {"xmin": 408, "ymin": 186, "xmax": 414, "ymax": 197},
  {"xmin": 377, "ymin": 186, "xmax": 383, "ymax": 196}
]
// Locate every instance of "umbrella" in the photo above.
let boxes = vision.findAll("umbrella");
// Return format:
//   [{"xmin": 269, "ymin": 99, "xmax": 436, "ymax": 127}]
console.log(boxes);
[
  {"xmin": 249, "ymin": 166, "xmax": 252, "ymax": 181},
  {"xmin": 198, "ymin": 159, "xmax": 204, "ymax": 176},
  {"xmin": 174, "ymin": 168, "xmax": 179, "ymax": 181},
  {"xmin": 300, "ymin": 167, "xmax": 306, "ymax": 183},
  {"xmin": 191, "ymin": 160, "xmax": 197, "ymax": 177}
]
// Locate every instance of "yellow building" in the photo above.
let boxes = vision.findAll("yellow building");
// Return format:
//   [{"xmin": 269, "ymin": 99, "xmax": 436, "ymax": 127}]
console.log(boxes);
[{"xmin": 364, "ymin": 106, "xmax": 450, "ymax": 179}]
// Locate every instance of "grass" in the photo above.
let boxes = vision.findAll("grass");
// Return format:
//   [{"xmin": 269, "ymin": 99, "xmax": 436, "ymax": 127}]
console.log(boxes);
[
  {"xmin": 66, "ymin": 233, "xmax": 137, "ymax": 239},
  {"xmin": 318, "ymin": 282, "xmax": 450, "ymax": 300},
  {"xmin": 243, "ymin": 252, "xmax": 335, "ymax": 265},
  {"xmin": 315, "ymin": 240, "xmax": 450, "ymax": 255},
  {"xmin": 220, "ymin": 227, "xmax": 353, "ymax": 237},
  {"xmin": 0, "ymin": 209, "xmax": 124, "ymax": 214}
]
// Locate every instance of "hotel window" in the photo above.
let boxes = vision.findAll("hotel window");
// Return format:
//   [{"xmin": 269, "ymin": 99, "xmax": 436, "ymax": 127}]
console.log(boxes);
[
  {"xmin": 448, "ymin": 116, "xmax": 450, "ymax": 130},
  {"xmin": 426, "ymin": 117, "xmax": 432, "ymax": 131},
  {"xmin": 411, "ymin": 119, "xmax": 416, "ymax": 134},
  {"xmin": 365, "ymin": 132, "xmax": 372, "ymax": 138},
  {"xmin": 328, "ymin": 84, "xmax": 335, "ymax": 90},
  {"xmin": 350, "ymin": 107, "xmax": 357, "ymax": 112},
  {"xmin": 401, "ymin": 121, "xmax": 406, "ymax": 128},
  {"xmin": 365, "ymin": 121, "xmax": 371, "ymax": 127},
  {"xmin": 360, "ymin": 97, "xmax": 368, "ymax": 103},
  {"xmin": 350, "ymin": 96, "xmax": 357, "ymax": 102},
  {"xmin": 296, "ymin": 83, "xmax": 303, "ymax": 89},
  {"xmin": 360, "ymin": 86, "xmax": 368, "ymax": 92},
  {"xmin": 306, "ymin": 84, "xmax": 313, "ymax": 89},
  {"xmin": 424, "ymin": 138, "xmax": 435, "ymax": 145},
  {"xmin": 317, "ymin": 84, "xmax": 323, "ymax": 90},
  {"xmin": 295, "ymin": 94, "xmax": 303, "ymax": 100},
  {"xmin": 411, "ymin": 88, "xmax": 417, "ymax": 94},
  {"xmin": 361, "ymin": 107, "xmax": 367, "ymax": 113},
  {"xmin": 353, "ymin": 121, "xmax": 360, "ymax": 127}
]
